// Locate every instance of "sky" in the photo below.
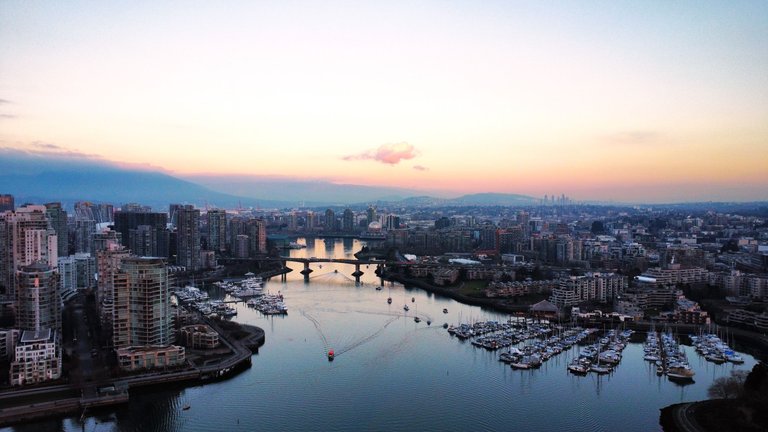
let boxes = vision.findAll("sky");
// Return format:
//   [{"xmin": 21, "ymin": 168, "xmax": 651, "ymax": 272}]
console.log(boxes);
[{"xmin": 1, "ymin": 1, "xmax": 767, "ymax": 203}]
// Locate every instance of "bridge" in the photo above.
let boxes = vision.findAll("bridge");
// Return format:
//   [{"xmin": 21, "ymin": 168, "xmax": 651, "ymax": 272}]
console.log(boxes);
[
  {"xmin": 264, "ymin": 257, "xmax": 388, "ymax": 284},
  {"xmin": 219, "ymin": 256, "xmax": 460, "ymax": 284}
]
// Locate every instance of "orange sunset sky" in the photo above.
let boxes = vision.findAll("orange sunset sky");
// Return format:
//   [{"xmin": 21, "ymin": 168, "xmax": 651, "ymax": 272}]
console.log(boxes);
[{"xmin": 1, "ymin": 1, "xmax": 766, "ymax": 202}]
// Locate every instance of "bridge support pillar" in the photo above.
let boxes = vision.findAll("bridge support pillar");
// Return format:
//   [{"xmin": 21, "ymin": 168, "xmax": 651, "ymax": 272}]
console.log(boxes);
[
  {"xmin": 352, "ymin": 263, "xmax": 364, "ymax": 284},
  {"xmin": 300, "ymin": 261, "xmax": 313, "ymax": 283}
]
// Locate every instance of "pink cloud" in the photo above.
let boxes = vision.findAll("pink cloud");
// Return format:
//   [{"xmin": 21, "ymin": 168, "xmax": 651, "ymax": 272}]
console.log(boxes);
[
  {"xmin": 343, "ymin": 142, "xmax": 419, "ymax": 165},
  {"xmin": 413, "ymin": 165, "xmax": 429, "ymax": 171}
]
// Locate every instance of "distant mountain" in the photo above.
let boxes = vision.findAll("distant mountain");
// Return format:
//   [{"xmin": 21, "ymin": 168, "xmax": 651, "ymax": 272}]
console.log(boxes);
[
  {"xmin": 183, "ymin": 175, "xmax": 447, "ymax": 206},
  {"xmin": 1, "ymin": 149, "xmax": 542, "ymax": 209},
  {"xmin": 0, "ymin": 149, "xmax": 284, "ymax": 209}
]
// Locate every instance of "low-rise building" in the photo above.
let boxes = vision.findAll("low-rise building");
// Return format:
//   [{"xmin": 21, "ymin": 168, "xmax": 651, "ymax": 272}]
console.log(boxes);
[
  {"xmin": 642, "ymin": 264, "xmax": 708, "ymax": 286},
  {"xmin": 9, "ymin": 329, "xmax": 61, "ymax": 386},
  {"xmin": 433, "ymin": 268, "xmax": 459, "ymax": 286},
  {"xmin": 117, "ymin": 345, "xmax": 186, "ymax": 372},
  {"xmin": 486, "ymin": 280, "xmax": 556, "ymax": 298},
  {"xmin": 550, "ymin": 272, "xmax": 627, "ymax": 308},
  {"xmin": 178, "ymin": 324, "xmax": 220, "ymax": 349},
  {"xmin": 726, "ymin": 308, "xmax": 768, "ymax": 331}
]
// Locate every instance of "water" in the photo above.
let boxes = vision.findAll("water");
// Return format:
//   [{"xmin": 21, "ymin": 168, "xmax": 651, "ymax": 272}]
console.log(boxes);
[{"xmin": 6, "ymin": 238, "xmax": 758, "ymax": 432}]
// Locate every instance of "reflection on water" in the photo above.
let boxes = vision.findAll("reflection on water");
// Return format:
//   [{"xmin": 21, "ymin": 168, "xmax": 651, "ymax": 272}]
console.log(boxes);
[{"xmin": 6, "ymin": 238, "xmax": 759, "ymax": 432}]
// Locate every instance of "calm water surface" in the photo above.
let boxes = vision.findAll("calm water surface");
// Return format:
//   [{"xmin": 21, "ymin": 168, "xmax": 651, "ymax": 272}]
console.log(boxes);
[{"xmin": 7, "ymin": 238, "xmax": 758, "ymax": 432}]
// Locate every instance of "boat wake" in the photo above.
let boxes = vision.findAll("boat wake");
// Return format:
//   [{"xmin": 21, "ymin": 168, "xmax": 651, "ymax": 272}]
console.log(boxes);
[
  {"xmin": 301, "ymin": 310, "xmax": 330, "ymax": 352},
  {"xmin": 334, "ymin": 315, "xmax": 400, "ymax": 357}
]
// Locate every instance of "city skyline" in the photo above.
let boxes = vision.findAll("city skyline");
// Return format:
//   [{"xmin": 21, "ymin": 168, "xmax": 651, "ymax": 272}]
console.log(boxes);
[{"xmin": 1, "ymin": 1, "xmax": 767, "ymax": 203}]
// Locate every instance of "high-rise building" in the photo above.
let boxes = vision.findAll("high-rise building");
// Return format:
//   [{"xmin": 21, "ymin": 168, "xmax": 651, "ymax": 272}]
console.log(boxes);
[
  {"xmin": 385, "ymin": 214, "xmax": 400, "ymax": 231},
  {"xmin": 0, "ymin": 194, "xmax": 14, "ymax": 212},
  {"xmin": 325, "ymin": 209, "xmax": 336, "ymax": 232},
  {"xmin": 246, "ymin": 218, "xmax": 267, "ymax": 256},
  {"xmin": 169, "ymin": 204, "xmax": 182, "ymax": 228},
  {"xmin": 58, "ymin": 256, "xmax": 78, "ymax": 300},
  {"xmin": 113, "ymin": 210, "xmax": 168, "ymax": 258},
  {"xmin": 206, "ymin": 209, "xmax": 227, "ymax": 253},
  {"xmin": 92, "ymin": 228, "xmax": 122, "ymax": 253},
  {"xmin": 0, "ymin": 205, "xmax": 58, "ymax": 301},
  {"xmin": 342, "ymin": 209, "xmax": 354, "ymax": 233},
  {"xmin": 15, "ymin": 262, "xmax": 61, "ymax": 333},
  {"xmin": 73, "ymin": 219, "xmax": 96, "ymax": 254},
  {"xmin": 306, "ymin": 211, "xmax": 317, "ymax": 231},
  {"xmin": 44, "ymin": 203, "xmax": 68, "ymax": 258},
  {"xmin": 366, "ymin": 206, "xmax": 377, "ymax": 225},
  {"xmin": 129, "ymin": 225, "xmax": 158, "ymax": 257},
  {"xmin": 96, "ymin": 245, "xmax": 131, "ymax": 329},
  {"xmin": 75, "ymin": 202, "xmax": 114, "ymax": 223},
  {"xmin": 176, "ymin": 205, "xmax": 200, "ymax": 271},
  {"xmin": 234, "ymin": 234, "xmax": 249, "ymax": 258},
  {"xmin": 228, "ymin": 217, "xmax": 246, "ymax": 255},
  {"xmin": 112, "ymin": 257, "xmax": 173, "ymax": 348}
]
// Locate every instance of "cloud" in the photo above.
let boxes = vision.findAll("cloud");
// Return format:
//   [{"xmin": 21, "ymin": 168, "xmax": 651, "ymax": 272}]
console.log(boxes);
[
  {"xmin": 0, "ymin": 114, "xmax": 16, "ymax": 119},
  {"xmin": 342, "ymin": 142, "xmax": 419, "ymax": 165},
  {"xmin": 0, "ymin": 98, "xmax": 10, "ymax": 104},
  {"xmin": 604, "ymin": 131, "xmax": 661, "ymax": 145},
  {"xmin": 0, "ymin": 143, "xmax": 170, "ymax": 174},
  {"xmin": 413, "ymin": 165, "xmax": 429, "ymax": 171},
  {"xmin": 22, "ymin": 141, "xmax": 101, "ymax": 159},
  {"xmin": 31, "ymin": 142, "xmax": 65, "ymax": 150}
]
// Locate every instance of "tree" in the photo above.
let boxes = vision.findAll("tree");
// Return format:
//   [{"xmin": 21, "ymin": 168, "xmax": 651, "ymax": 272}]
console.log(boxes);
[
  {"xmin": 743, "ymin": 362, "xmax": 768, "ymax": 398},
  {"xmin": 590, "ymin": 221, "xmax": 605, "ymax": 235},
  {"xmin": 708, "ymin": 370, "xmax": 748, "ymax": 399}
]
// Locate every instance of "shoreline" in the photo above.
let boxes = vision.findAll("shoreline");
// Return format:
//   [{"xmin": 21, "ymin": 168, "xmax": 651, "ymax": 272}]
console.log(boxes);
[
  {"xmin": 384, "ymin": 273, "xmax": 768, "ymax": 361},
  {"xmin": 0, "ymin": 321, "xmax": 265, "ymax": 428},
  {"xmin": 386, "ymin": 273, "xmax": 768, "ymax": 432}
]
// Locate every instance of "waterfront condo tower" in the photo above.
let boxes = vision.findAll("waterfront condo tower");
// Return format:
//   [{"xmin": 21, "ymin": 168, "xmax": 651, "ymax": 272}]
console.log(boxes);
[
  {"xmin": 112, "ymin": 257, "xmax": 173, "ymax": 348},
  {"xmin": 176, "ymin": 205, "xmax": 201, "ymax": 271}
]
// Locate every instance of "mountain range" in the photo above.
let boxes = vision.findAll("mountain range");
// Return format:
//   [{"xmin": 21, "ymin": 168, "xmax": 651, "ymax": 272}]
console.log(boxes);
[{"xmin": 0, "ymin": 148, "xmax": 538, "ymax": 209}]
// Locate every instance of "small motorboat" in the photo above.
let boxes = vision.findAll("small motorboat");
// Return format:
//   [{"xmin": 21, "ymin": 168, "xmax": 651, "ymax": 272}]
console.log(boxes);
[
  {"xmin": 411, "ymin": 297, "xmax": 415, "ymax": 302},
  {"xmin": 328, "ymin": 349, "xmax": 335, "ymax": 361},
  {"xmin": 387, "ymin": 297, "xmax": 392, "ymax": 304},
  {"xmin": 183, "ymin": 405, "xmax": 191, "ymax": 411},
  {"xmin": 443, "ymin": 308, "xmax": 448, "ymax": 314},
  {"xmin": 403, "ymin": 305, "xmax": 409, "ymax": 311},
  {"xmin": 414, "ymin": 317, "xmax": 421, "ymax": 323}
]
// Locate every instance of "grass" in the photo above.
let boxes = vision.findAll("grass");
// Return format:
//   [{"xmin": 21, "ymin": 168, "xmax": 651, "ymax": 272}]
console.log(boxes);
[{"xmin": 457, "ymin": 280, "xmax": 488, "ymax": 297}]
